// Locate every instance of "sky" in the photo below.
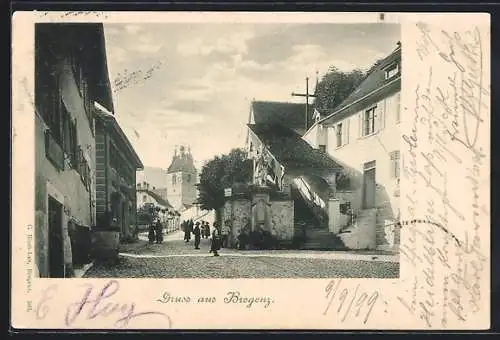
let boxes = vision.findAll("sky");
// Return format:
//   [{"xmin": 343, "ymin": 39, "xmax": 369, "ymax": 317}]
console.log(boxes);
[{"xmin": 103, "ymin": 23, "xmax": 400, "ymax": 171}]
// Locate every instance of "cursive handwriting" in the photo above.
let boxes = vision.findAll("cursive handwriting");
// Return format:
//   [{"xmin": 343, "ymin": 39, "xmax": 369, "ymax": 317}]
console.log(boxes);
[
  {"xmin": 65, "ymin": 280, "xmax": 172, "ymax": 328},
  {"xmin": 37, "ymin": 11, "xmax": 108, "ymax": 19},
  {"xmin": 113, "ymin": 61, "xmax": 164, "ymax": 93},
  {"xmin": 35, "ymin": 284, "xmax": 58, "ymax": 320},
  {"xmin": 323, "ymin": 279, "xmax": 384, "ymax": 325},
  {"xmin": 398, "ymin": 22, "xmax": 489, "ymax": 329}
]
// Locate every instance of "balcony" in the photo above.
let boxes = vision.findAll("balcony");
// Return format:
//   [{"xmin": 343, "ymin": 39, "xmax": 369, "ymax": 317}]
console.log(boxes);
[{"xmin": 44, "ymin": 130, "xmax": 65, "ymax": 171}]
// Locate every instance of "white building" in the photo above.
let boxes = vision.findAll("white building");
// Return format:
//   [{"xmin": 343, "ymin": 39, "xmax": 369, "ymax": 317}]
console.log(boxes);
[{"xmin": 303, "ymin": 43, "xmax": 401, "ymax": 251}]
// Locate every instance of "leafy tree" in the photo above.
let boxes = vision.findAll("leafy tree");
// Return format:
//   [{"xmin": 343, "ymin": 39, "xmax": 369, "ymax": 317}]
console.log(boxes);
[
  {"xmin": 313, "ymin": 66, "xmax": 366, "ymax": 111},
  {"xmin": 197, "ymin": 148, "xmax": 253, "ymax": 213}
]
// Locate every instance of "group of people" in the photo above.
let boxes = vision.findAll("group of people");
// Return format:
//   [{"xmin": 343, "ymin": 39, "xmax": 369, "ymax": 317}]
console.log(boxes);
[
  {"xmin": 148, "ymin": 216, "xmax": 164, "ymax": 244},
  {"xmin": 181, "ymin": 219, "xmax": 222, "ymax": 256}
]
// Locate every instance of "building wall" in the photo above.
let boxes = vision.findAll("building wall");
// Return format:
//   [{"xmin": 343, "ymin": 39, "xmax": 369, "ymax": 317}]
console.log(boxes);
[
  {"xmin": 95, "ymin": 122, "xmax": 107, "ymax": 221},
  {"xmin": 35, "ymin": 58, "xmax": 96, "ymax": 277},
  {"xmin": 324, "ymin": 91, "xmax": 401, "ymax": 250},
  {"xmin": 166, "ymin": 170, "xmax": 197, "ymax": 211},
  {"xmin": 222, "ymin": 196, "xmax": 294, "ymax": 246},
  {"xmin": 137, "ymin": 190, "xmax": 159, "ymax": 208},
  {"xmin": 95, "ymin": 120, "xmax": 139, "ymax": 240},
  {"xmin": 270, "ymin": 200, "xmax": 294, "ymax": 241}
]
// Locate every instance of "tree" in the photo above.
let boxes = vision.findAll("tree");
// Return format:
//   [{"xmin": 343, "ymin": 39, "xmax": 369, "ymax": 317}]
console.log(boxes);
[
  {"xmin": 197, "ymin": 148, "xmax": 253, "ymax": 213},
  {"xmin": 313, "ymin": 66, "xmax": 366, "ymax": 111}
]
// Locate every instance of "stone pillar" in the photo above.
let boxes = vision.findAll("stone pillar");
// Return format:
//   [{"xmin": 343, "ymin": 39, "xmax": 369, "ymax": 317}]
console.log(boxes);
[
  {"xmin": 251, "ymin": 186, "xmax": 271, "ymax": 232},
  {"xmin": 328, "ymin": 198, "xmax": 341, "ymax": 234},
  {"xmin": 324, "ymin": 173, "xmax": 337, "ymax": 199},
  {"xmin": 325, "ymin": 172, "xmax": 340, "ymax": 234}
]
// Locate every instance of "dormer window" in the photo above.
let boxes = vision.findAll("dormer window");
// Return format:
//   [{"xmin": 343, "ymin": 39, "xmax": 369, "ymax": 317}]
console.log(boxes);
[{"xmin": 385, "ymin": 63, "xmax": 399, "ymax": 80}]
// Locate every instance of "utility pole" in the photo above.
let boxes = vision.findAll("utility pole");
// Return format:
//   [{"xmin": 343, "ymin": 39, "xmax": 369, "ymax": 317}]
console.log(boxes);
[{"xmin": 291, "ymin": 74, "xmax": 318, "ymax": 132}]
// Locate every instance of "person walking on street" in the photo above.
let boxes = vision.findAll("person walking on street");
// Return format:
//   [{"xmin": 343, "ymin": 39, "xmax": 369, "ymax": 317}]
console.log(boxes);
[
  {"xmin": 193, "ymin": 222, "xmax": 201, "ymax": 249},
  {"xmin": 204, "ymin": 222, "xmax": 211, "ymax": 239},
  {"xmin": 155, "ymin": 216, "xmax": 163, "ymax": 244},
  {"xmin": 183, "ymin": 220, "xmax": 190, "ymax": 243},
  {"xmin": 210, "ymin": 228, "xmax": 220, "ymax": 256},
  {"xmin": 188, "ymin": 219, "xmax": 194, "ymax": 241}
]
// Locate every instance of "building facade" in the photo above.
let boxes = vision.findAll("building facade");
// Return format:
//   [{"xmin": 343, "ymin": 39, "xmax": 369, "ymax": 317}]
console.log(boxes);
[
  {"xmin": 303, "ymin": 43, "xmax": 401, "ymax": 251},
  {"xmin": 34, "ymin": 23, "xmax": 115, "ymax": 277},
  {"xmin": 94, "ymin": 105, "xmax": 144, "ymax": 243},
  {"xmin": 166, "ymin": 145, "xmax": 198, "ymax": 211}
]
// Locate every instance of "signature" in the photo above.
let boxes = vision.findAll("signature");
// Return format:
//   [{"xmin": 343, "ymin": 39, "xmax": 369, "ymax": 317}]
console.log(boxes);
[
  {"xmin": 64, "ymin": 280, "xmax": 172, "ymax": 328},
  {"xmin": 37, "ymin": 11, "xmax": 108, "ymax": 19},
  {"xmin": 323, "ymin": 279, "xmax": 384, "ymax": 325},
  {"xmin": 113, "ymin": 61, "xmax": 164, "ymax": 93}
]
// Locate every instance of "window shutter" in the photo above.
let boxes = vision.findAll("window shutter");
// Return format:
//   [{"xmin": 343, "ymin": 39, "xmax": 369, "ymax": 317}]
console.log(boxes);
[
  {"xmin": 358, "ymin": 112, "xmax": 363, "ymax": 137},
  {"xmin": 343, "ymin": 118, "xmax": 350, "ymax": 145},
  {"xmin": 62, "ymin": 106, "xmax": 71, "ymax": 155},
  {"xmin": 376, "ymin": 102, "xmax": 385, "ymax": 132}
]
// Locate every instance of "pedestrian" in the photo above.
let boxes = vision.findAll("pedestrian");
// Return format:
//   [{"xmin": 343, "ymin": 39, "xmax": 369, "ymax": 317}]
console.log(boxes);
[
  {"xmin": 183, "ymin": 220, "xmax": 190, "ymax": 243},
  {"xmin": 155, "ymin": 217, "xmax": 163, "ymax": 244},
  {"xmin": 188, "ymin": 219, "xmax": 194, "ymax": 241},
  {"xmin": 209, "ymin": 228, "xmax": 220, "ymax": 256},
  {"xmin": 148, "ymin": 220, "xmax": 156, "ymax": 244},
  {"xmin": 193, "ymin": 222, "xmax": 201, "ymax": 249},
  {"xmin": 204, "ymin": 222, "xmax": 211, "ymax": 239},
  {"xmin": 222, "ymin": 219, "xmax": 231, "ymax": 248}
]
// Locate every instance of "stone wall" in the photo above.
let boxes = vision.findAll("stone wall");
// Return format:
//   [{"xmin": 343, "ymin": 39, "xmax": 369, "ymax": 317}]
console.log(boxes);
[
  {"xmin": 223, "ymin": 194, "xmax": 293, "ymax": 247},
  {"xmin": 269, "ymin": 200, "xmax": 294, "ymax": 241}
]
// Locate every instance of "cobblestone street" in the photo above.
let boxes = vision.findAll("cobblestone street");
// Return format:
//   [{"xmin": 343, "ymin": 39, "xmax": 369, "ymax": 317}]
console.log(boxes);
[{"xmin": 84, "ymin": 231, "xmax": 399, "ymax": 278}]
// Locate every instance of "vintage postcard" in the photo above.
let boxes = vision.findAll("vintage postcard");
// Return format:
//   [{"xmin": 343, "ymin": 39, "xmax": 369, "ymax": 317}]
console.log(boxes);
[{"xmin": 11, "ymin": 11, "xmax": 490, "ymax": 330}]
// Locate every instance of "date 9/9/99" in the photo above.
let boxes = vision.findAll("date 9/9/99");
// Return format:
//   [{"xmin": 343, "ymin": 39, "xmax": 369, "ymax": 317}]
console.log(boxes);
[{"xmin": 323, "ymin": 279, "xmax": 385, "ymax": 325}]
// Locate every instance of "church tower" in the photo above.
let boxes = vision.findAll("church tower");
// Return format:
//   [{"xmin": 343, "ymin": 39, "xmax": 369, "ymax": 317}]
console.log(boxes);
[{"xmin": 166, "ymin": 145, "xmax": 198, "ymax": 211}]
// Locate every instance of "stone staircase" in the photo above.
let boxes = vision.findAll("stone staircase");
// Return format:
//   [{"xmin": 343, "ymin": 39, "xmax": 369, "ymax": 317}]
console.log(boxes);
[{"xmin": 301, "ymin": 226, "xmax": 348, "ymax": 250}]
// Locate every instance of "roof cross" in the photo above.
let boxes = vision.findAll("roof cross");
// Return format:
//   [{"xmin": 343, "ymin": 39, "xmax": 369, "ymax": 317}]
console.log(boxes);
[{"xmin": 291, "ymin": 72, "xmax": 319, "ymax": 132}]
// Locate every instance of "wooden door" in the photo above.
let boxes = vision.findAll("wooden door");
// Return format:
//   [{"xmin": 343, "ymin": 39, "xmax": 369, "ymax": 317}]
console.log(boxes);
[
  {"xmin": 48, "ymin": 196, "xmax": 65, "ymax": 278},
  {"xmin": 363, "ymin": 165, "xmax": 376, "ymax": 209}
]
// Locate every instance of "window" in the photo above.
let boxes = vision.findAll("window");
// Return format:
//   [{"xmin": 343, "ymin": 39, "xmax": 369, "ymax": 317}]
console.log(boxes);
[
  {"xmin": 364, "ymin": 107, "xmax": 376, "ymax": 136},
  {"xmin": 385, "ymin": 63, "xmax": 399, "ymax": 80},
  {"xmin": 143, "ymin": 195, "xmax": 147, "ymax": 202},
  {"xmin": 187, "ymin": 174, "xmax": 192, "ymax": 183},
  {"xmin": 172, "ymin": 175, "xmax": 177, "ymax": 185},
  {"xmin": 319, "ymin": 145, "xmax": 326, "ymax": 152},
  {"xmin": 336, "ymin": 123, "xmax": 343, "ymax": 147},
  {"xmin": 390, "ymin": 151, "xmax": 400, "ymax": 179}
]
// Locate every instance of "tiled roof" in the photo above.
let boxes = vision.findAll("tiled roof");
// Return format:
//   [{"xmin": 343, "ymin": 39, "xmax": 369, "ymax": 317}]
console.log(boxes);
[
  {"xmin": 319, "ymin": 45, "xmax": 401, "ymax": 124},
  {"xmin": 248, "ymin": 123, "xmax": 342, "ymax": 173},
  {"xmin": 251, "ymin": 101, "xmax": 314, "ymax": 135},
  {"xmin": 137, "ymin": 188, "xmax": 173, "ymax": 209}
]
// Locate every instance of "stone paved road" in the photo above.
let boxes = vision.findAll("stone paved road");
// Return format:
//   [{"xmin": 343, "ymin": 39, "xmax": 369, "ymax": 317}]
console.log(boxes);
[{"xmin": 84, "ymin": 231, "xmax": 399, "ymax": 279}]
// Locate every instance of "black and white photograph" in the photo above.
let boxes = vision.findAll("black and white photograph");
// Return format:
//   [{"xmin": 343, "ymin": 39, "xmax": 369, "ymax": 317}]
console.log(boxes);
[{"xmin": 33, "ymin": 21, "xmax": 402, "ymax": 279}]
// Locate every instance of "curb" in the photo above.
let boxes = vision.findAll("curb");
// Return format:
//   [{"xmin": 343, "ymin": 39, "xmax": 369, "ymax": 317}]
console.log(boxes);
[{"xmin": 73, "ymin": 262, "xmax": 94, "ymax": 278}]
